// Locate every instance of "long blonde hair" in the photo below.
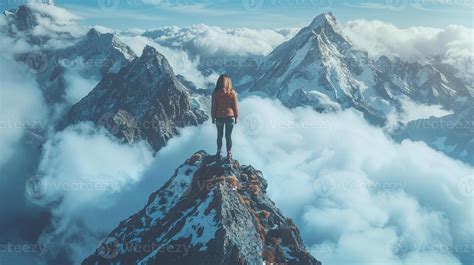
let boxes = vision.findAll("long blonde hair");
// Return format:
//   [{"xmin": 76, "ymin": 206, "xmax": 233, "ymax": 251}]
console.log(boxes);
[{"xmin": 214, "ymin": 74, "xmax": 235, "ymax": 95}]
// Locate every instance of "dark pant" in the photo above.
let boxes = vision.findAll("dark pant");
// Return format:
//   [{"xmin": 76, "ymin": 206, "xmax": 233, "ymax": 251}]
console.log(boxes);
[{"xmin": 216, "ymin": 117, "xmax": 235, "ymax": 153}]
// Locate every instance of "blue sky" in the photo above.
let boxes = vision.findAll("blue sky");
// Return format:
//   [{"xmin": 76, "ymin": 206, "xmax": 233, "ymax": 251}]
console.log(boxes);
[{"xmin": 2, "ymin": 0, "xmax": 473, "ymax": 29}]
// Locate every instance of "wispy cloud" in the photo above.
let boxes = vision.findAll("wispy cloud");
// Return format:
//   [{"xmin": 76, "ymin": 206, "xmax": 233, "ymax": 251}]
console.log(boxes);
[
  {"xmin": 62, "ymin": 4, "xmax": 167, "ymax": 22},
  {"xmin": 345, "ymin": 0, "xmax": 474, "ymax": 13},
  {"xmin": 150, "ymin": 2, "xmax": 243, "ymax": 16},
  {"xmin": 343, "ymin": 2, "xmax": 404, "ymax": 11}
]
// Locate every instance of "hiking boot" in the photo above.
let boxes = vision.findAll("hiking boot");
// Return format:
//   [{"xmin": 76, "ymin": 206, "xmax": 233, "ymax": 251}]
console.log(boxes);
[
  {"xmin": 215, "ymin": 151, "xmax": 222, "ymax": 161},
  {"xmin": 226, "ymin": 151, "xmax": 233, "ymax": 162}
]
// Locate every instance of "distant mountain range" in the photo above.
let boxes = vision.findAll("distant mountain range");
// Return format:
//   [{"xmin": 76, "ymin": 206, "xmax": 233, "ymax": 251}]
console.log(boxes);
[
  {"xmin": 2, "ymin": 4, "xmax": 472, "ymax": 159},
  {"xmin": 246, "ymin": 13, "xmax": 472, "ymax": 124},
  {"xmin": 394, "ymin": 106, "xmax": 474, "ymax": 165}
]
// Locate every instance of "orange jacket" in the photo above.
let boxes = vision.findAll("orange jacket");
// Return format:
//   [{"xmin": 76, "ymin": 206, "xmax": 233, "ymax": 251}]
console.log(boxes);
[{"xmin": 211, "ymin": 90, "xmax": 238, "ymax": 120}]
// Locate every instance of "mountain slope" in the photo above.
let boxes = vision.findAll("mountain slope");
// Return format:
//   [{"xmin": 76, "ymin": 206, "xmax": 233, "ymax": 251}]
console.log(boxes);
[
  {"xmin": 2, "ymin": 2, "xmax": 137, "ymax": 105},
  {"xmin": 374, "ymin": 55, "xmax": 471, "ymax": 110},
  {"xmin": 61, "ymin": 45, "xmax": 207, "ymax": 151},
  {"xmin": 36, "ymin": 28, "xmax": 137, "ymax": 104},
  {"xmin": 249, "ymin": 12, "xmax": 389, "ymax": 123},
  {"xmin": 395, "ymin": 106, "xmax": 474, "ymax": 165},
  {"xmin": 82, "ymin": 151, "xmax": 320, "ymax": 265}
]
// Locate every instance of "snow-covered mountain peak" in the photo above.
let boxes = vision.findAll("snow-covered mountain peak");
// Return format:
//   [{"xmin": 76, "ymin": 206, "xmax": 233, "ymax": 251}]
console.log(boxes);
[
  {"xmin": 308, "ymin": 11, "xmax": 337, "ymax": 30},
  {"xmin": 130, "ymin": 45, "xmax": 173, "ymax": 77},
  {"xmin": 80, "ymin": 28, "xmax": 136, "ymax": 63}
]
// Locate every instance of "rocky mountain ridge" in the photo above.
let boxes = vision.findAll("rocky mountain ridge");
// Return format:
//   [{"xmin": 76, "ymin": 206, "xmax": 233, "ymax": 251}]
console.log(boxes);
[
  {"xmin": 83, "ymin": 151, "xmax": 321, "ymax": 265},
  {"xmin": 61, "ymin": 45, "xmax": 207, "ymax": 151},
  {"xmin": 246, "ymin": 12, "xmax": 472, "ymax": 125}
]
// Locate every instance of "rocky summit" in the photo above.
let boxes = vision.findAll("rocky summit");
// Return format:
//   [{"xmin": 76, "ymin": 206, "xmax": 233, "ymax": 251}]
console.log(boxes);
[
  {"xmin": 82, "ymin": 151, "xmax": 320, "ymax": 265},
  {"xmin": 61, "ymin": 45, "xmax": 207, "ymax": 151}
]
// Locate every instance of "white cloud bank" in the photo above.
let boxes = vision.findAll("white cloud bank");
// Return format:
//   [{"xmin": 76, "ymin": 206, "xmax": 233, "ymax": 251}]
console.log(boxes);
[
  {"xmin": 385, "ymin": 96, "xmax": 454, "ymax": 130},
  {"xmin": 32, "ymin": 122, "xmax": 154, "ymax": 263},
  {"xmin": 342, "ymin": 20, "xmax": 474, "ymax": 81},
  {"xmin": 148, "ymin": 97, "xmax": 473, "ymax": 265},
  {"xmin": 144, "ymin": 24, "xmax": 299, "ymax": 57},
  {"xmin": 0, "ymin": 56, "xmax": 47, "ymax": 169},
  {"xmin": 121, "ymin": 25, "xmax": 298, "ymax": 88}
]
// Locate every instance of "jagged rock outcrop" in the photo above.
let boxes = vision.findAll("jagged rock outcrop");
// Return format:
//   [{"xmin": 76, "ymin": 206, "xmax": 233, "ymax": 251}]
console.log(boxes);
[
  {"xmin": 82, "ymin": 151, "xmax": 320, "ymax": 265},
  {"xmin": 35, "ymin": 28, "xmax": 137, "ymax": 104},
  {"xmin": 61, "ymin": 45, "xmax": 207, "ymax": 151}
]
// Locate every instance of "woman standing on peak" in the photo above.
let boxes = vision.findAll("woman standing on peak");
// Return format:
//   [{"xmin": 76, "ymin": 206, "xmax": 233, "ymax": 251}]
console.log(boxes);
[{"xmin": 211, "ymin": 74, "xmax": 238, "ymax": 161}]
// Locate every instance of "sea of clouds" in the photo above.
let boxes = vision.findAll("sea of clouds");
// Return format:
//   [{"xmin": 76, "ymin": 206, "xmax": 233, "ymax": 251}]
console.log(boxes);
[
  {"xmin": 30, "ymin": 97, "xmax": 474, "ymax": 265},
  {"xmin": 342, "ymin": 19, "xmax": 474, "ymax": 82}
]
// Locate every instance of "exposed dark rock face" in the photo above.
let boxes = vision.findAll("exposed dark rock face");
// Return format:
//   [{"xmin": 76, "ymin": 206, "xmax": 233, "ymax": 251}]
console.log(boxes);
[
  {"xmin": 82, "ymin": 151, "xmax": 320, "ymax": 265},
  {"xmin": 394, "ymin": 105, "xmax": 474, "ymax": 165},
  {"xmin": 61, "ymin": 45, "xmax": 207, "ymax": 151}
]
